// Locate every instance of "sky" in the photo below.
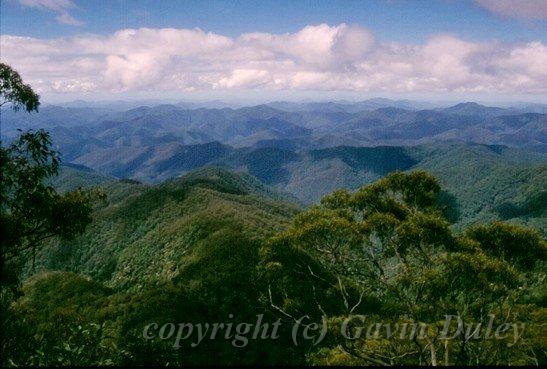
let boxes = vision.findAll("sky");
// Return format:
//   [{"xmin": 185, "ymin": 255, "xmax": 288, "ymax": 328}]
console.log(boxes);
[{"xmin": 1, "ymin": 0, "xmax": 546, "ymax": 103}]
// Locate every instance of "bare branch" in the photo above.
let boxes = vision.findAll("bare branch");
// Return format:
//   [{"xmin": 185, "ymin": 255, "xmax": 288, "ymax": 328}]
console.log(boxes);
[
  {"xmin": 268, "ymin": 284, "xmax": 299, "ymax": 322},
  {"xmin": 349, "ymin": 288, "xmax": 365, "ymax": 313}
]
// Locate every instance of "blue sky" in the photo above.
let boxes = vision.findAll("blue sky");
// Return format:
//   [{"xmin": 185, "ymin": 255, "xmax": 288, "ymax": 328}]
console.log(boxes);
[
  {"xmin": 2, "ymin": 0, "xmax": 545, "ymax": 43},
  {"xmin": 1, "ymin": 0, "xmax": 546, "ymax": 102}
]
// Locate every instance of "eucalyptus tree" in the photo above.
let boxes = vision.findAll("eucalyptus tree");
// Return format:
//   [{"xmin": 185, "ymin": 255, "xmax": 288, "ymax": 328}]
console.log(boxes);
[{"xmin": 260, "ymin": 171, "xmax": 546, "ymax": 365}]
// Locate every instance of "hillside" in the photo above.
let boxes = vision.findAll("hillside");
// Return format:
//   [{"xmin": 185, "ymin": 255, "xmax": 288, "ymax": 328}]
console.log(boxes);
[
  {"xmin": 412, "ymin": 144, "xmax": 546, "ymax": 233},
  {"xmin": 48, "ymin": 142, "xmax": 546, "ymax": 235},
  {"xmin": 32, "ymin": 167, "xmax": 300, "ymax": 289},
  {"xmin": 12, "ymin": 164, "xmax": 546, "ymax": 367},
  {"xmin": 50, "ymin": 163, "xmax": 115, "ymax": 192},
  {"xmin": 50, "ymin": 156, "xmax": 527, "ymax": 287}
]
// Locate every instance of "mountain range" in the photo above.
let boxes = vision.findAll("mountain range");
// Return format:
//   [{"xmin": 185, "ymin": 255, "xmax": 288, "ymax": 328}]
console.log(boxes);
[
  {"xmin": 3, "ymin": 100, "xmax": 546, "ymax": 234},
  {"xmin": 2, "ymin": 102, "xmax": 545, "ymax": 153}
]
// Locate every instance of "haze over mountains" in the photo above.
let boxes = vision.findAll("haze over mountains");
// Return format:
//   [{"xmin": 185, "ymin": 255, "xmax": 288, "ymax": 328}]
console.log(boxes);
[
  {"xmin": 2, "ymin": 100, "xmax": 546, "ymax": 154},
  {"xmin": 2, "ymin": 98, "xmax": 546, "ymax": 233}
]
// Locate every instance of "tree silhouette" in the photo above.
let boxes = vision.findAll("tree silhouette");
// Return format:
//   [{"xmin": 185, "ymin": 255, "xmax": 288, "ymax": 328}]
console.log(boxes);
[{"xmin": 0, "ymin": 62, "xmax": 40, "ymax": 112}]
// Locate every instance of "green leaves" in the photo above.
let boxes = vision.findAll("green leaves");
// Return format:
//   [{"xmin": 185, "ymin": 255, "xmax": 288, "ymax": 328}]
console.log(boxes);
[
  {"xmin": 0, "ymin": 62, "xmax": 40, "ymax": 112},
  {"xmin": 258, "ymin": 170, "xmax": 546, "ymax": 365},
  {"xmin": 0, "ymin": 65, "xmax": 72, "ymax": 287},
  {"xmin": 352, "ymin": 170, "xmax": 441, "ymax": 219},
  {"xmin": 1, "ymin": 129, "xmax": 96, "ymax": 287},
  {"xmin": 466, "ymin": 222, "xmax": 547, "ymax": 269}
]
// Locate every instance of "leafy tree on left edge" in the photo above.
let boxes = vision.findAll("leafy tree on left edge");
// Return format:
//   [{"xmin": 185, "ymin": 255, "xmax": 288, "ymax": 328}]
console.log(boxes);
[{"xmin": 0, "ymin": 63, "xmax": 100, "ymax": 366}]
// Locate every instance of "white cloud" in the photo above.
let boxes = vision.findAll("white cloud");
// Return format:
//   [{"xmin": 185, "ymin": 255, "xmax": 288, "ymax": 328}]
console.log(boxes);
[
  {"xmin": 216, "ymin": 69, "xmax": 272, "ymax": 89},
  {"xmin": 475, "ymin": 0, "xmax": 547, "ymax": 20},
  {"xmin": 1, "ymin": 24, "xmax": 546, "ymax": 95},
  {"xmin": 18, "ymin": 0, "xmax": 83, "ymax": 25}
]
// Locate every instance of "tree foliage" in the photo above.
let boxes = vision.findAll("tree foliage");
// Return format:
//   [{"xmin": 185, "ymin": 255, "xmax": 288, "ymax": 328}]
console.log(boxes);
[
  {"xmin": 0, "ymin": 62, "xmax": 40, "ymax": 112},
  {"xmin": 1, "ymin": 65, "xmax": 99, "ymax": 365},
  {"xmin": 260, "ymin": 170, "xmax": 546, "ymax": 366},
  {"xmin": 0, "ymin": 130, "xmax": 98, "ymax": 286}
]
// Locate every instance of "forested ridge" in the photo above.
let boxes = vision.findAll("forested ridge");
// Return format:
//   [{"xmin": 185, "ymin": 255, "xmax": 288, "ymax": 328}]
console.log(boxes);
[{"xmin": 2, "ymin": 165, "xmax": 544, "ymax": 366}]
